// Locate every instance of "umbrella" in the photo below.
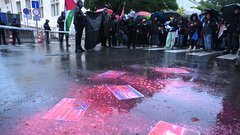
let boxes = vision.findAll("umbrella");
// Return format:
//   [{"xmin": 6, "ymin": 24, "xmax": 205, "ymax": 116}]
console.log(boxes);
[
  {"xmin": 220, "ymin": 3, "xmax": 240, "ymax": 22},
  {"xmin": 136, "ymin": 11, "xmax": 151, "ymax": 17},
  {"xmin": 164, "ymin": 11, "xmax": 180, "ymax": 18},
  {"xmin": 200, "ymin": 9, "xmax": 222, "ymax": 22},
  {"xmin": 96, "ymin": 8, "xmax": 113, "ymax": 15},
  {"xmin": 151, "ymin": 12, "xmax": 167, "ymax": 23}
]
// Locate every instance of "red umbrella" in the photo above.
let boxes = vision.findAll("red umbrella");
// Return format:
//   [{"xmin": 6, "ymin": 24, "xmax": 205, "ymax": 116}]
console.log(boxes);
[
  {"xmin": 136, "ymin": 11, "xmax": 151, "ymax": 17},
  {"xmin": 96, "ymin": 8, "xmax": 113, "ymax": 15}
]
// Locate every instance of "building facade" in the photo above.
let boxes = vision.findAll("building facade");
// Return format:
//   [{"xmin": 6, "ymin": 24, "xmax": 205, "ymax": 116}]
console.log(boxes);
[{"xmin": 0, "ymin": 0, "xmax": 79, "ymax": 30}]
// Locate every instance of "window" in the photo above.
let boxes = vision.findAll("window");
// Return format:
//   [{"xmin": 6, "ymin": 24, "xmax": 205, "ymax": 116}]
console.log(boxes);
[
  {"xmin": 16, "ymin": 1, "xmax": 22, "ymax": 20},
  {"xmin": 39, "ymin": 0, "xmax": 44, "ymax": 17},
  {"xmin": 25, "ymin": 0, "xmax": 31, "ymax": 9},
  {"xmin": 5, "ymin": 0, "xmax": 9, "ymax": 4},
  {"xmin": 51, "ymin": 0, "xmax": 59, "ymax": 16}
]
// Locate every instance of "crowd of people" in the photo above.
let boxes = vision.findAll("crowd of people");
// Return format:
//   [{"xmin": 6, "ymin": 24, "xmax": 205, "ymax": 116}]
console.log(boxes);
[
  {"xmin": 0, "ymin": 1, "xmax": 239, "ymax": 66},
  {"xmin": 42, "ymin": 1, "xmax": 240, "ymax": 67},
  {"xmin": 90, "ymin": 7, "xmax": 239, "ymax": 55}
]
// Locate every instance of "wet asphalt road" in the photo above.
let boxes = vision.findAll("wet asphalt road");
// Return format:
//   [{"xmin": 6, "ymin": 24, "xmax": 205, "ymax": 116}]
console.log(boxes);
[{"xmin": 0, "ymin": 43, "xmax": 240, "ymax": 135}]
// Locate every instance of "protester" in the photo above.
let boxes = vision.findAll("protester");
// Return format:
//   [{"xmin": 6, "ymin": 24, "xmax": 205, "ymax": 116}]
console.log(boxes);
[
  {"xmin": 74, "ymin": 0, "xmax": 85, "ymax": 53},
  {"xmin": 58, "ymin": 11, "xmax": 70, "ymax": 48},
  {"xmin": 226, "ymin": 7, "xmax": 240, "ymax": 54},
  {"xmin": 11, "ymin": 18, "xmax": 21, "ymax": 45},
  {"xmin": 44, "ymin": 19, "xmax": 51, "ymax": 44},
  {"xmin": 177, "ymin": 17, "xmax": 187, "ymax": 47},
  {"xmin": 217, "ymin": 20, "xmax": 228, "ymax": 50},
  {"xmin": 202, "ymin": 13, "xmax": 217, "ymax": 52},
  {"xmin": 188, "ymin": 14, "xmax": 201, "ymax": 51},
  {"xmin": 100, "ymin": 9, "xmax": 111, "ymax": 48},
  {"xmin": 136, "ymin": 18, "xmax": 149, "ymax": 47},
  {"xmin": 0, "ymin": 17, "xmax": 7, "ymax": 45},
  {"xmin": 108, "ymin": 14, "xmax": 117, "ymax": 47},
  {"xmin": 165, "ymin": 17, "xmax": 178, "ymax": 49},
  {"xmin": 127, "ymin": 16, "xmax": 136, "ymax": 49},
  {"xmin": 150, "ymin": 17, "xmax": 160, "ymax": 46}
]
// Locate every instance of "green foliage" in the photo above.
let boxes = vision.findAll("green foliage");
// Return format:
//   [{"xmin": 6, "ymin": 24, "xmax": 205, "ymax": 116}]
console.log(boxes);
[
  {"xmin": 177, "ymin": 7, "xmax": 185, "ymax": 16},
  {"xmin": 196, "ymin": 0, "xmax": 240, "ymax": 11},
  {"xmin": 84, "ymin": 0, "xmax": 178, "ymax": 14}
]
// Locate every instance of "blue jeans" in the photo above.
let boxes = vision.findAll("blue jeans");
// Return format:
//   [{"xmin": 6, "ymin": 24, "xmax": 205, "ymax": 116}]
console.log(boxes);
[
  {"xmin": 204, "ymin": 34, "xmax": 212, "ymax": 51},
  {"xmin": 151, "ymin": 34, "xmax": 159, "ymax": 45},
  {"xmin": 177, "ymin": 34, "xmax": 184, "ymax": 47}
]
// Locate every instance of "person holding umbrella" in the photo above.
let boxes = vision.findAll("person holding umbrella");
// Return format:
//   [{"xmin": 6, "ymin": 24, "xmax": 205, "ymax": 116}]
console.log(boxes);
[
  {"xmin": 188, "ymin": 14, "xmax": 202, "ymax": 51},
  {"xmin": 165, "ymin": 16, "xmax": 178, "ymax": 49},
  {"xmin": 150, "ymin": 17, "xmax": 161, "ymax": 46},
  {"xmin": 225, "ymin": 7, "xmax": 240, "ymax": 54},
  {"xmin": 202, "ymin": 13, "xmax": 217, "ymax": 52},
  {"xmin": 177, "ymin": 17, "xmax": 187, "ymax": 47}
]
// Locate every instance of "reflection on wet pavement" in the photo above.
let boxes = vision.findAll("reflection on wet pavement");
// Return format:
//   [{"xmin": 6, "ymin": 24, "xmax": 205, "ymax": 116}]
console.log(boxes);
[{"xmin": 0, "ymin": 44, "xmax": 240, "ymax": 135}]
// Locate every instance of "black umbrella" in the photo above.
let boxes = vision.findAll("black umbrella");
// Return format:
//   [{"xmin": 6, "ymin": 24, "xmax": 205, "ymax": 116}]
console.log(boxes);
[
  {"xmin": 220, "ymin": 3, "xmax": 240, "ymax": 22},
  {"xmin": 151, "ymin": 12, "xmax": 167, "ymax": 23},
  {"xmin": 200, "ymin": 9, "xmax": 222, "ymax": 22},
  {"xmin": 164, "ymin": 11, "xmax": 180, "ymax": 19}
]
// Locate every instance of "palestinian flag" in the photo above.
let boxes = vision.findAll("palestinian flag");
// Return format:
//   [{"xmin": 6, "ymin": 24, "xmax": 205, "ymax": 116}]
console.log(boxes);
[{"xmin": 65, "ymin": 0, "xmax": 77, "ymax": 31}]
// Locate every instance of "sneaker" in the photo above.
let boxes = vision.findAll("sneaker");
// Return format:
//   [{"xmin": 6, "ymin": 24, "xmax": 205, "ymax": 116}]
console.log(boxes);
[
  {"xmin": 224, "ymin": 51, "xmax": 230, "ymax": 54},
  {"xmin": 193, "ymin": 46, "xmax": 196, "ymax": 51},
  {"xmin": 75, "ymin": 49, "xmax": 85, "ymax": 53},
  {"xmin": 231, "ymin": 51, "xmax": 237, "ymax": 55}
]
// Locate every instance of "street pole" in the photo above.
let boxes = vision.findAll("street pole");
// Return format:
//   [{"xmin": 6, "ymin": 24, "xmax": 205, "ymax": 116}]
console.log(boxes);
[
  {"xmin": 9, "ymin": 0, "xmax": 13, "ymax": 13},
  {"xmin": 27, "ymin": 17, "xmax": 28, "ymax": 27}
]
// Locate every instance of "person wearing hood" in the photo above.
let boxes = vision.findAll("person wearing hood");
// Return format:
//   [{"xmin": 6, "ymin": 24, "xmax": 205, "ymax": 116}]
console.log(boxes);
[
  {"xmin": 74, "ymin": 0, "xmax": 85, "ymax": 53},
  {"xmin": 226, "ymin": 7, "xmax": 240, "ymax": 54},
  {"xmin": 11, "ymin": 18, "xmax": 21, "ymax": 45},
  {"xmin": 188, "ymin": 14, "xmax": 202, "ymax": 51},
  {"xmin": 44, "ymin": 19, "xmax": 51, "ymax": 44},
  {"xmin": 202, "ymin": 13, "xmax": 217, "ymax": 52},
  {"xmin": 0, "ymin": 17, "xmax": 7, "ymax": 45},
  {"xmin": 58, "ymin": 11, "xmax": 70, "ymax": 48}
]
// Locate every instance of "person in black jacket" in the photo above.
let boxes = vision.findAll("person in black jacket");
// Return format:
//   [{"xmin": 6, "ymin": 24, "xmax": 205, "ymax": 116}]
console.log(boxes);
[
  {"xmin": 11, "ymin": 18, "xmax": 21, "ymax": 45},
  {"xmin": 58, "ymin": 11, "xmax": 70, "ymax": 47},
  {"xmin": 0, "ymin": 17, "xmax": 7, "ymax": 45},
  {"xmin": 177, "ymin": 17, "xmax": 187, "ymax": 47},
  {"xmin": 127, "ymin": 17, "xmax": 136, "ymax": 49},
  {"xmin": 226, "ymin": 7, "xmax": 240, "ymax": 54},
  {"xmin": 74, "ymin": 0, "xmax": 85, "ymax": 53},
  {"xmin": 150, "ymin": 17, "xmax": 160, "ymax": 46},
  {"xmin": 108, "ymin": 14, "xmax": 117, "ymax": 47},
  {"xmin": 202, "ymin": 13, "xmax": 217, "ymax": 52},
  {"xmin": 44, "ymin": 19, "xmax": 51, "ymax": 44}
]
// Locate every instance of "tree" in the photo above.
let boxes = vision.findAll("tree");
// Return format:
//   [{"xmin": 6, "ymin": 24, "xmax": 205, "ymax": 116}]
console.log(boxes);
[
  {"xmin": 196, "ymin": 0, "xmax": 239, "ymax": 11},
  {"xmin": 177, "ymin": 7, "xmax": 185, "ymax": 16},
  {"xmin": 84, "ymin": 0, "xmax": 178, "ymax": 14}
]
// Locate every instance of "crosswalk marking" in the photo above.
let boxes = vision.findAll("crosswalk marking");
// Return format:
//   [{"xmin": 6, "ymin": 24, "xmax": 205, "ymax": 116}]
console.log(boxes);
[
  {"xmin": 187, "ymin": 51, "xmax": 224, "ymax": 56},
  {"xmin": 112, "ymin": 46, "xmax": 127, "ymax": 49},
  {"xmin": 165, "ymin": 49, "xmax": 202, "ymax": 53},
  {"xmin": 217, "ymin": 54, "xmax": 238, "ymax": 60},
  {"xmin": 144, "ymin": 48, "xmax": 166, "ymax": 51}
]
